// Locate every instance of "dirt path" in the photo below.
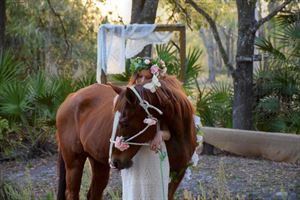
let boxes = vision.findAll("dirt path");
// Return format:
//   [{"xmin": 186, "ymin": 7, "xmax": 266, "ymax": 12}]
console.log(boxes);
[{"xmin": 1, "ymin": 154, "xmax": 299, "ymax": 199}]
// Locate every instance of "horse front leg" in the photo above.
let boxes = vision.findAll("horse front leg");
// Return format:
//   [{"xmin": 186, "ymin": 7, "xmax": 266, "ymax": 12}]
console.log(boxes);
[
  {"xmin": 87, "ymin": 158, "xmax": 110, "ymax": 200},
  {"xmin": 64, "ymin": 154, "xmax": 87, "ymax": 200}
]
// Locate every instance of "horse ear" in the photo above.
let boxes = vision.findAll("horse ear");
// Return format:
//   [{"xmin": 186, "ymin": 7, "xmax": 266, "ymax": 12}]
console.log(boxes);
[
  {"xmin": 125, "ymin": 87, "xmax": 136, "ymax": 104},
  {"xmin": 108, "ymin": 82, "xmax": 124, "ymax": 94}
]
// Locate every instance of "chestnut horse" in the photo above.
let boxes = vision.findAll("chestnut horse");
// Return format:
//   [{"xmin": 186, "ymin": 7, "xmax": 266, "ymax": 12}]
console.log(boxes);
[{"xmin": 56, "ymin": 75, "xmax": 197, "ymax": 200}]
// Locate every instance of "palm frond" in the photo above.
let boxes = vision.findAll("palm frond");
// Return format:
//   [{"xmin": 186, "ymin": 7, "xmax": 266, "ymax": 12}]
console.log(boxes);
[
  {"xmin": 74, "ymin": 72, "xmax": 96, "ymax": 90},
  {"xmin": 255, "ymin": 37, "xmax": 286, "ymax": 61},
  {"xmin": 156, "ymin": 43, "xmax": 179, "ymax": 76},
  {"xmin": 111, "ymin": 60, "xmax": 132, "ymax": 83},
  {"xmin": 0, "ymin": 81, "xmax": 32, "ymax": 120},
  {"xmin": 0, "ymin": 51, "xmax": 23, "ymax": 87},
  {"xmin": 184, "ymin": 48, "xmax": 202, "ymax": 90}
]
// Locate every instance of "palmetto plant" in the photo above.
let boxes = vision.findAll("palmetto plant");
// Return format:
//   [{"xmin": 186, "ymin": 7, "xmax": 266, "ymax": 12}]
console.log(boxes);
[
  {"xmin": 184, "ymin": 48, "xmax": 202, "ymax": 92},
  {"xmin": 197, "ymin": 82, "xmax": 233, "ymax": 128},
  {"xmin": 156, "ymin": 43, "xmax": 179, "ymax": 76},
  {"xmin": 254, "ymin": 10, "xmax": 300, "ymax": 134},
  {"xmin": 0, "ymin": 50, "xmax": 98, "ymax": 156},
  {"xmin": 0, "ymin": 51, "xmax": 22, "ymax": 89}
]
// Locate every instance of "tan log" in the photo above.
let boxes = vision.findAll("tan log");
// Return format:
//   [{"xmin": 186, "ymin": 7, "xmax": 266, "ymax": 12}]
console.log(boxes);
[{"xmin": 202, "ymin": 127, "xmax": 300, "ymax": 164}]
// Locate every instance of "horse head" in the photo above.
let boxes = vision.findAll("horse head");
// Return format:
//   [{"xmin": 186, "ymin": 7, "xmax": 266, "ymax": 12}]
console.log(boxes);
[{"xmin": 109, "ymin": 83, "xmax": 167, "ymax": 170}]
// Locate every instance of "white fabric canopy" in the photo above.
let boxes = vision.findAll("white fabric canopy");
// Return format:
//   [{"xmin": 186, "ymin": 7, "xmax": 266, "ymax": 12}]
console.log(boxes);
[{"xmin": 97, "ymin": 24, "xmax": 172, "ymax": 83}]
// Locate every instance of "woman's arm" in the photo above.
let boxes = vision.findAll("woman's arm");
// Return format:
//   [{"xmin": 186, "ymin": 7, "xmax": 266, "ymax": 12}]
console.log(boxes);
[{"xmin": 150, "ymin": 122, "xmax": 170, "ymax": 151}]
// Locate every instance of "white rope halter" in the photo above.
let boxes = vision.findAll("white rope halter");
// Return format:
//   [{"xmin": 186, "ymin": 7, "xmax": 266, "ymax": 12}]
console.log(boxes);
[{"xmin": 109, "ymin": 86, "xmax": 163, "ymax": 165}]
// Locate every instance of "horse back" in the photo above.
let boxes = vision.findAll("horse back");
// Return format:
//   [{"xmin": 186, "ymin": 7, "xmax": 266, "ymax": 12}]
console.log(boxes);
[{"xmin": 56, "ymin": 83, "xmax": 116, "ymax": 164}]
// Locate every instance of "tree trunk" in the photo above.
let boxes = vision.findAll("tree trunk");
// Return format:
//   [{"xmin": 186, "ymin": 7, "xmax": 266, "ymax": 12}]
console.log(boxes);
[
  {"xmin": 0, "ymin": 0, "xmax": 6, "ymax": 51},
  {"xmin": 130, "ymin": 0, "xmax": 159, "ymax": 57},
  {"xmin": 215, "ymin": 41, "xmax": 223, "ymax": 72},
  {"xmin": 229, "ymin": 29, "xmax": 235, "ymax": 76},
  {"xmin": 233, "ymin": 0, "xmax": 256, "ymax": 130},
  {"xmin": 220, "ymin": 26, "xmax": 233, "ymax": 75},
  {"xmin": 199, "ymin": 28, "xmax": 216, "ymax": 82},
  {"xmin": 187, "ymin": 0, "xmax": 292, "ymax": 130}
]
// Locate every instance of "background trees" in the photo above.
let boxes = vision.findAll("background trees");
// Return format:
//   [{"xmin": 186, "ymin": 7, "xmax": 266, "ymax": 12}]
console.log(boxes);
[
  {"xmin": 0, "ymin": 0, "xmax": 299, "ymax": 159},
  {"xmin": 185, "ymin": 0, "xmax": 294, "ymax": 130},
  {"xmin": 0, "ymin": 0, "xmax": 6, "ymax": 51}
]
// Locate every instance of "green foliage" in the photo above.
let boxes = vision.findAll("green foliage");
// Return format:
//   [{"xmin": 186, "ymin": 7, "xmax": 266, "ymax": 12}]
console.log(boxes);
[
  {"xmin": 0, "ymin": 81, "xmax": 31, "ymax": 120},
  {"xmin": 74, "ymin": 72, "xmax": 96, "ymax": 91},
  {"xmin": 184, "ymin": 48, "xmax": 203, "ymax": 91},
  {"xmin": 6, "ymin": 0, "xmax": 102, "ymax": 75},
  {"xmin": 0, "ymin": 115, "xmax": 21, "ymax": 155},
  {"xmin": 196, "ymin": 82, "xmax": 233, "ymax": 128},
  {"xmin": 0, "ymin": 49, "xmax": 96, "ymax": 157},
  {"xmin": 156, "ymin": 43, "xmax": 179, "ymax": 75},
  {"xmin": 254, "ymin": 10, "xmax": 300, "ymax": 134},
  {"xmin": 0, "ymin": 51, "xmax": 22, "ymax": 88}
]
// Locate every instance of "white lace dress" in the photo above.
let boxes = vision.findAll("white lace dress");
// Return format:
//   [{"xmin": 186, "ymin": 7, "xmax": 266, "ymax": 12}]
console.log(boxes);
[{"xmin": 121, "ymin": 142, "xmax": 169, "ymax": 200}]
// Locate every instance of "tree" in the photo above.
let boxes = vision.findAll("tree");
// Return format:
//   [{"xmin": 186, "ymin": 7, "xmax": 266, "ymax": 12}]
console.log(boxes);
[
  {"xmin": 186, "ymin": 0, "xmax": 293, "ymax": 130},
  {"xmin": 0, "ymin": 0, "xmax": 6, "ymax": 51},
  {"xmin": 131, "ymin": 0, "xmax": 159, "ymax": 23},
  {"xmin": 199, "ymin": 28, "xmax": 216, "ymax": 82},
  {"xmin": 130, "ymin": 0, "xmax": 159, "ymax": 57}
]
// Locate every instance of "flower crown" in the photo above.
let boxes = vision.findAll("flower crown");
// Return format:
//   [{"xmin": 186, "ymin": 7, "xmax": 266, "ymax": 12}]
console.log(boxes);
[
  {"xmin": 130, "ymin": 57, "xmax": 167, "ymax": 93},
  {"xmin": 130, "ymin": 57, "xmax": 167, "ymax": 76}
]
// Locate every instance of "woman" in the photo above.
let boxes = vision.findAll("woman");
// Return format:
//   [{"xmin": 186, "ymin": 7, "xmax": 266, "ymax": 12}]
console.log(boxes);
[{"xmin": 121, "ymin": 57, "xmax": 170, "ymax": 200}]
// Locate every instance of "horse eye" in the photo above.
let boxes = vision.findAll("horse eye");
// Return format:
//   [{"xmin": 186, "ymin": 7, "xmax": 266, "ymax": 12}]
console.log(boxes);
[
  {"xmin": 119, "ymin": 117, "xmax": 129, "ymax": 128},
  {"xmin": 120, "ymin": 122, "xmax": 129, "ymax": 128}
]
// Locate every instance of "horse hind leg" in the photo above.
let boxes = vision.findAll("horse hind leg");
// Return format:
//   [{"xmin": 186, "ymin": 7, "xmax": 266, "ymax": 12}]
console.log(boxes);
[
  {"xmin": 168, "ymin": 167, "xmax": 188, "ymax": 200},
  {"xmin": 87, "ymin": 158, "xmax": 110, "ymax": 200},
  {"xmin": 64, "ymin": 153, "xmax": 87, "ymax": 200},
  {"xmin": 57, "ymin": 152, "xmax": 67, "ymax": 200}
]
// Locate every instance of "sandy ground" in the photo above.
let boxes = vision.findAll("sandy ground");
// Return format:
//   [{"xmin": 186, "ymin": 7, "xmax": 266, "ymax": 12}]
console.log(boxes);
[{"xmin": 1, "ymin": 153, "xmax": 300, "ymax": 199}]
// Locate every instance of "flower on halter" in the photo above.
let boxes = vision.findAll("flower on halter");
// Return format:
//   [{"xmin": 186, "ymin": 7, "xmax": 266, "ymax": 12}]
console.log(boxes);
[
  {"xmin": 115, "ymin": 136, "xmax": 130, "ymax": 151},
  {"xmin": 143, "ymin": 117, "xmax": 157, "ymax": 125}
]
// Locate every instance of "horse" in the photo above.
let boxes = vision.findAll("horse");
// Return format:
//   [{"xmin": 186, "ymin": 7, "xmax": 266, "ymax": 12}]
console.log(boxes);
[{"xmin": 56, "ymin": 75, "xmax": 197, "ymax": 200}]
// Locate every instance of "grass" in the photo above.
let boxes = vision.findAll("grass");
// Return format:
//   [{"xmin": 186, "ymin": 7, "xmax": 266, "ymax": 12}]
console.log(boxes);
[
  {"xmin": 180, "ymin": 159, "xmax": 246, "ymax": 200},
  {"xmin": 1, "ymin": 158, "xmax": 293, "ymax": 200},
  {"xmin": 0, "ymin": 160, "xmax": 122, "ymax": 200}
]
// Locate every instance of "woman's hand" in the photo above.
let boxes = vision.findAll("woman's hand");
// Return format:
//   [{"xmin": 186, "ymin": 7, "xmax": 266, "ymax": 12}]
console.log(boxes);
[{"xmin": 150, "ymin": 131, "xmax": 163, "ymax": 152}]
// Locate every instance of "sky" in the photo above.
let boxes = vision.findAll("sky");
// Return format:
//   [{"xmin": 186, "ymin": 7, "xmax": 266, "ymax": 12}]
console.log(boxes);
[{"xmin": 95, "ymin": 0, "xmax": 132, "ymax": 23}]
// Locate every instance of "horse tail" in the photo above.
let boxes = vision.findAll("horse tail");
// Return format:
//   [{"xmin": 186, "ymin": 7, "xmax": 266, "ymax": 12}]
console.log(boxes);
[{"xmin": 57, "ymin": 151, "xmax": 66, "ymax": 200}]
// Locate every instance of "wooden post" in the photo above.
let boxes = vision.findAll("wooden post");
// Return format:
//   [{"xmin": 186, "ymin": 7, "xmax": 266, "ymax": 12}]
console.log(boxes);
[{"xmin": 101, "ymin": 69, "xmax": 107, "ymax": 84}]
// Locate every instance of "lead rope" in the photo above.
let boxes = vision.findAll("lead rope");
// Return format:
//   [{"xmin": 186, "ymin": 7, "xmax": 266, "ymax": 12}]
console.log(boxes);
[
  {"xmin": 158, "ymin": 149, "xmax": 167, "ymax": 200},
  {"xmin": 156, "ymin": 122, "xmax": 167, "ymax": 200}
]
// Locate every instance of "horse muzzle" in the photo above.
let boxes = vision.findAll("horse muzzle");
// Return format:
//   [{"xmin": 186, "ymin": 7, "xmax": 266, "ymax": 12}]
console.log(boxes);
[{"xmin": 110, "ymin": 158, "xmax": 133, "ymax": 170}]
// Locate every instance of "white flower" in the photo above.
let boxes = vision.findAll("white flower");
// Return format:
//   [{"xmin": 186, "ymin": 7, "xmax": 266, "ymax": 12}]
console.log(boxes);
[
  {"xmin": 143, "ymin": 75, "xmax": 161, "ymax": 93},
  {"xmin": 191, "ymin": 151, "xmax": 199, "ymax": 166},
  {"xmin": 161, "ymin": 67, "xmax": 167, "ymax": 75},
  {"xmin": 184, "ymin": 168, "xmax": 192, "ymax": 180},
  {"xmin": 144, "ymin": 59, "xmax": 150, "ymax": 65}
]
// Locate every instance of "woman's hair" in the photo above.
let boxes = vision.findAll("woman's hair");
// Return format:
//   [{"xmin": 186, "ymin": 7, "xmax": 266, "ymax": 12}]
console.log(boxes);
[{"xmin": 128, "ymin": 72, "xmax": 139, "ymax": 86}]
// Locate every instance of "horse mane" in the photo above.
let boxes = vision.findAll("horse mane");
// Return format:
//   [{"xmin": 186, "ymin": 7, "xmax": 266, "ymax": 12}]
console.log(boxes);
[{"xmin": 114, "ymin": 75, "xmax": 195, "ymax": 137}]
